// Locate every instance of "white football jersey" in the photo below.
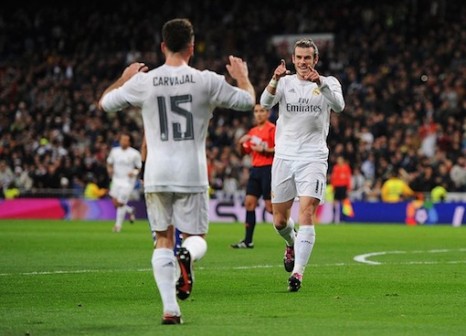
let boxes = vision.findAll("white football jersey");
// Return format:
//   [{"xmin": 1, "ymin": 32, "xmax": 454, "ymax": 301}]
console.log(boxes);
[
  {"xmin": 260, "ymin": 75, "xmax": 345, "ymax": 161},
  {"xmin": 107, "ymin": 146, "xmax": 142, "ymax": 188},
  {"xmin": 101, "ymin": 64, "xmax": 254, "ymax": 192}
]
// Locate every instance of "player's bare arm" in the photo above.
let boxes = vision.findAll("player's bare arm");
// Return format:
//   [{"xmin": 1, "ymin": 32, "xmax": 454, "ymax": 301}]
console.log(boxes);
[
  {"xmin": 106, "ymin": 164, "xmax": 113, "ymax": 178},
  {"xmin": 274, "ymin": 59, "xmax": 290, "ymax": 79},
  {"xmin": 239, "ymin": 134, "xmax": 251, "ymax": 144},
  {"xmin": 267, "ymin": 59, "xmax": 290, "ymax": 94},
  {"xmin": 127, "ymin": 169, "xmax": 139, "ymax": 178},
  {"xmin": 141, "ymin": 135, "xmax": 147, "ymax": 161}
]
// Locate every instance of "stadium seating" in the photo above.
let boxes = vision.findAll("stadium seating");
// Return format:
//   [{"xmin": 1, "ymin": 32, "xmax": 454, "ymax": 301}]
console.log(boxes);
[{"xmin": 0, "ymin": 1, "xmax": 464, "ymax": 200}]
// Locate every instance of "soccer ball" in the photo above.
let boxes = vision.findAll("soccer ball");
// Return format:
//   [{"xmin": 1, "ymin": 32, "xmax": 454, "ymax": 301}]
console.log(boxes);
[{"xmin": 242, "ymin": 141, "xmax": 252, "ymax": 154}]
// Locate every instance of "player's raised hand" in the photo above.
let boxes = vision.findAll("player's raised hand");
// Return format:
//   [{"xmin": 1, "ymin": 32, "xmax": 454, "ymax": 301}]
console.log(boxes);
[
  {"xmin": 274, "ymin": 59, "xmax": 291, "ymax": 79},
  {"xmin": 121, "ymin": 62, "xmax": 149, "ymax": 82},
  {"xmin": 226, "ymin": 55, "xmax": 255, "ymax": 102},
  {"xmin": 226, "ymin": 55, "xmax": 249, "ymax": 81},
  {"xmin": 304, "ymin": 66, "xmax": 321, "ymax": 85}
]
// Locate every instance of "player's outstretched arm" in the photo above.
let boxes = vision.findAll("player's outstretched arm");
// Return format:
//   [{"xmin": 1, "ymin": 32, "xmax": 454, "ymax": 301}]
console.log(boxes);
[
  {"xmin": 98, "ymin": 62, "xmax": 149, "ymax": 111},
  {"xmin": 266, "ymin": 59, "xmax": 290, "ymax": 95}
]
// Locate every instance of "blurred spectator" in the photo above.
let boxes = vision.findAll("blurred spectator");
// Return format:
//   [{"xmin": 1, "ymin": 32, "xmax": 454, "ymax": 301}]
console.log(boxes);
[
  {"xmin": 419, "ymin": 116, "xmax": 437, "ymax": 158},
  {"xmin": 410, "ymin": 165, "xmax": 437, "ymax": 193},
  {"xmin": 350, "ymin": 166, "xmax": 366, "ymax": 201},
  {"xmin": 0, "ymin": 1, "xmax": 464, "ymax": 199},
  {"xmin": 84, "ymin": 173, "xmax": 108, "ymax": 200},
  {"xmin": 358, "ymin": 126, "xmax": 374, "ymax": 151},
  {"xmin": 222, "ymin": 172, "xmax": 238, "ymax": 200},
  {"xmin": 361, "ymin": 152, "xmax": 376, "ymax": 181},
  {"xmin": 0, "ymin": 160, "xmax": 14, "ymax": 198},
  {"xmin": 13, "ymin": 165, "xmax": 33, "ymax": 195},
  {"xmin": 362, "ymin": 178, "xmax": 382, "ymax": 202},
  {"xmin": 431, "ymin": 184, "xmax": 447, "ymax": 203},
  {"xmin": 450, "ymin": 156, "xmax": 466, "ymax": 192},
  {"xmin": 381, "ymin": 168, "xmax": 415, "ymax": 203}
]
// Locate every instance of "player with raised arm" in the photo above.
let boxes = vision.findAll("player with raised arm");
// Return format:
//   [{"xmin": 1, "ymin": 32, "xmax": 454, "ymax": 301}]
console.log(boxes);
[
  {"xmin": 99, "ymin": 18, "xmax": 255, "ymax": 324},
  {"xmin": 260, "ymin": 39, "xmax": 345, "ymax": 292}
]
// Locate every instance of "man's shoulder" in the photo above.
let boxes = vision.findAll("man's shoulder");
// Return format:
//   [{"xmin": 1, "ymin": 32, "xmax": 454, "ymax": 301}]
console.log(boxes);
[
  {"xmin": 129, "ymin": 147, "xmax": 141, "ymax": 154},
  {"xmin": 282, "ymin": 74, "xmax": 298, "ymax": 83},
  {"xmin": 321, "ymin": 75, "xmax": 341, "ymax": 85},
  {"xmin": 157, "ymin": 64, "xmax": 217, "ymax": 76},
  {"xmin": 108, "ymin": 146, "xmax": 119, "ymax": 154},
  {"xmin": 250, "ymin": 122, "xmax": 275, "ymax": 137},
  {"xmin": 197, "ymin": 68, "xmax": 224, "ymax": 81}
]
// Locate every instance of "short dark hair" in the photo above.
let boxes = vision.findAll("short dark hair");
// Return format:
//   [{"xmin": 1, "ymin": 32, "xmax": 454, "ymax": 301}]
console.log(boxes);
[
  {"xmin": 294, "ymin": 39, "xmax": 319, "ymax": 57},
  {"xmin": 162, "ymin": 18, "xmax": 194, "ymax": 53}
]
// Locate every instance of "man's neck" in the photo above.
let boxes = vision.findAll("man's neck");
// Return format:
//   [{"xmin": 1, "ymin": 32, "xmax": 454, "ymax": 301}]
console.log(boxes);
[{"xmin": 165, "ymin": 53, "xmax": 189, "ymax": 67}]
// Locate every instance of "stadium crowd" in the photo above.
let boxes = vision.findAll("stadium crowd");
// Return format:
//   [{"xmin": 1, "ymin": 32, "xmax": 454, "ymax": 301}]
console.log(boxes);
[{"xmin": 0, "ymin": 0, "xmax": 465, "ymax": 201}]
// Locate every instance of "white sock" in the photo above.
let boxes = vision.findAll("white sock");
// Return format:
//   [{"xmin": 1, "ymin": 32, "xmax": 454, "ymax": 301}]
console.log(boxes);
[
  {"xmin": 293, "ymin": 225, "xmax": 316, "ymax": 275},
  {"xmin": 151, "ymin": 248, "xmax": 180, "ymax": 316},
  {"xmin": 275, "ymin": 217, "xmax": 295, "ymax": 247},
  {"xmin": 115, "ymin": 207, "xmax": 126, "ymax": 227},
  {"xmin": 124, "ymin": 205, "xmax": 134, "ymax": 213},
  {"xmin": 182, "ymin": 236, "xmax": 207, "ymax": 261}
]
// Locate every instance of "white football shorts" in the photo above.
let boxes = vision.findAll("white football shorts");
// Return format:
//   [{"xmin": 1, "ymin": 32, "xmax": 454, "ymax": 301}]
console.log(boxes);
[
  {"xmin": 271, "ymin": 157, "xmax": 327, "ymax": 204},
  {"xmin": 109, "ymin": 184, "xmax": 134, "ymax": 204},
  {"xmin": 145, "ymin": 191, "xmax": 209, "ymax": 234}
]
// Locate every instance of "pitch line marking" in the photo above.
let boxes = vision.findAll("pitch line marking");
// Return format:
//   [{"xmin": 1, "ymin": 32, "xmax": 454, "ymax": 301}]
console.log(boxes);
[
  {"xmin": 353, "ymin": 248, "xmax": 466, "ymax": 265},
  {"xmin": 1, "ymin": 258, "xmax": 466, "ymax": 277}
]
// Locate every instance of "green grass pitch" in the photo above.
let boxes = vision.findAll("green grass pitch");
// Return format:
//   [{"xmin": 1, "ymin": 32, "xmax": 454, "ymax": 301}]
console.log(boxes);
[{"xmin": 1, "ymin": 219, "xmax": 465, "ymax": 336}]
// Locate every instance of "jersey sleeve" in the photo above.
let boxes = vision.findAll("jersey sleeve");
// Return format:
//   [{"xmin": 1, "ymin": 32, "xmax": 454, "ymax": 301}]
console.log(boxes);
[
  {"xmin": 260, "ymin": 80, "xmax": 283, "ymax": 109},
  {"xmin": 134, "ymin": 150, "xmax": 142, "ymax": 169},
  {"xmin": 204, "ymin": 70, "xmax": 254, "ymax": 111},
  {"xmin": 101, "ymin": 73, "xmax": 148, "ymax": 112},
  {"xmin": 319, "ymin": 76, "xmax": 345, "ymax": 113},
  {"xmin": 106, "ymin": 149, "xmax": 115, "ymax": 164}
]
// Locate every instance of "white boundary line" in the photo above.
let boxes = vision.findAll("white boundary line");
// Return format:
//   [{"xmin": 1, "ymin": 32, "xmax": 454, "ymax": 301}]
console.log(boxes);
[
  {"xmin": 1, "ymin": 252, "xmax": 466, "ymax": 277},
  {"xmin": 353, "ymin": 248, "xmax": 466, "ymax": 265}
]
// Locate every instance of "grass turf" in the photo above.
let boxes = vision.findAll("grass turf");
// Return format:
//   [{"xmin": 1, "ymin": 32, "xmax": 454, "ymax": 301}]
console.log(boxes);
[{"xmin": 0, "ymin": 219, "xmax": 465, "ymax": 335}]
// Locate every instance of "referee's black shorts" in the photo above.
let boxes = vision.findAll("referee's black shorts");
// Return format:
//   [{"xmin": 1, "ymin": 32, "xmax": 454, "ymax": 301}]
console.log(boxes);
[
  {"xmin": 333, "ymin": 186, "xmax": 348, "ymax": 201},
  {"xmin": 246, "ymin": 165, "xmax": 272, "ymax": 200}
]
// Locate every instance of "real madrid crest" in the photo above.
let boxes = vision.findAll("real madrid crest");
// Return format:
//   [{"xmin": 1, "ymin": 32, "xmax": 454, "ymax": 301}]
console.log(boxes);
[{"xmin": 312, "ymin": 87, "xmax": 321, "ymax": 96}]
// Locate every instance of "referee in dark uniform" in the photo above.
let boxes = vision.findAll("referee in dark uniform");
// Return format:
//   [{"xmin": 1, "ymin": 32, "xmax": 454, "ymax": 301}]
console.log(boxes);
[{"xmin": 231, "ymin": 104, "xmax": 275, "ymax": 248}]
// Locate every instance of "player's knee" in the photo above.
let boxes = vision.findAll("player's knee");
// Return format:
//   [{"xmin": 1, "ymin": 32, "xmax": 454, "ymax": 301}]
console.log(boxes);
[
  {"xmin": 272, "ymin": 213, "xmax": 288, "ymax": 230},
  {"xmin": 300, "ymin": 203, "xmax": 318, "ymax": 224},
  {"xmin": 264, "ymin": 201, "xmax": 273, "ymax": 214},
  {"xmin": 244, "ymin": 195, "xmax": 258, "ymax": 210},
  {"xmin": 244, "ymin": 201, "xmax": 257, "ymax": 211},
  {"xmin": 154, "ymin": 232, "xmax": 175, "ymax": 249}
]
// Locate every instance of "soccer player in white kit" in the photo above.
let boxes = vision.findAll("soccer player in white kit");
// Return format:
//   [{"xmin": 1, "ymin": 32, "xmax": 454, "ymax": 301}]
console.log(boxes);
[
  {"xmin": 260, "ymin": 39, "xmax": 345, "ymax": 292},
  {"xmin": 99, "ymin": 18, "xmax": 255, "ymax": 324},
  {"xmin": 106, "ymin": 133, "xmax": 142, "ymax": 232}
]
